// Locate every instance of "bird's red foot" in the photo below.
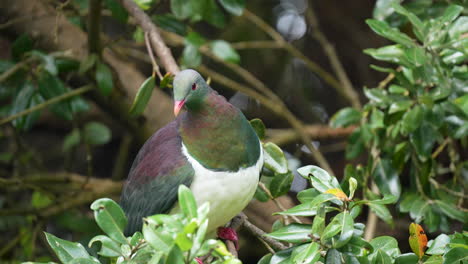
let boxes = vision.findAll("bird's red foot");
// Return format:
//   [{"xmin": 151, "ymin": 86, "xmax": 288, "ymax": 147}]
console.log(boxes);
[
  {"xmin": 195, "ymin": 257, "xmax": 203, "ymax": 264},
  {"xmin": 217, "ymin": 227, "xmax": 239, "ymax": 250}
]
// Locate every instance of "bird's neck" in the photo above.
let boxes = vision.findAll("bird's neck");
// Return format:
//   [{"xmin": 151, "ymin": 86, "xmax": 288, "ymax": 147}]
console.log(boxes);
[{"xmin": 178, "ymin": 92, "xmax": 260, "ymax": 171}]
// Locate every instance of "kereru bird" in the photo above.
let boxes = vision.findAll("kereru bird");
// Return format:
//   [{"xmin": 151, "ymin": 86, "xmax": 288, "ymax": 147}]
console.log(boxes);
[{"xmin": 120, "ymin": 69, "xmax": 263, "ymax": 238}]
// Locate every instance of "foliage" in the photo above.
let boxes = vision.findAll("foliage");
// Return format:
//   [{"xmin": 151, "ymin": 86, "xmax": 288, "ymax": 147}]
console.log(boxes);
[
  {"xmin": 36, "ymin": 186, "xmax": 240, "ymax": 264},
  {"xmin": 330, "ymin": 2, "xmax": 467, "ymax": 231},
  {"xmin": 260, "ymin": 166, "xmax": 468, "ymax": 264}
]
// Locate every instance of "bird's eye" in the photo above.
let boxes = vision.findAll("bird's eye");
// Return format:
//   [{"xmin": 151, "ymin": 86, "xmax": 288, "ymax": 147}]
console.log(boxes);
[{"xmin": 192, "ymin": 83, "xmax": 197, "ymax": 90}]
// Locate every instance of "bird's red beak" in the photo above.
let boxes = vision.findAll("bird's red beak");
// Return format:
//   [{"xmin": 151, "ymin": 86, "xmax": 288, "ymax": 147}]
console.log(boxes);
[{"xmin": 174, "ymin": 100, "xmax": 185, "ymax": 117}]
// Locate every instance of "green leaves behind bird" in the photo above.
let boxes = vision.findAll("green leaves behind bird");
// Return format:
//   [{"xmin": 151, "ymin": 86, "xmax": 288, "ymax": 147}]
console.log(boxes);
[{"xmin": 129, "ymin": 76, "xmax": 156, "ymax": 116}]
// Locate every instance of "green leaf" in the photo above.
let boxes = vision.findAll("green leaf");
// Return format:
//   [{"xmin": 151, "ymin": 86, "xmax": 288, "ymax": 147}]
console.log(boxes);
[
  {"xmin": 369, "ymin": 236, "xmax": 400, "ymax": 259},
  {"xmin": 292, "ymin": 242, "xmax": 321, "ymax": 264},
  {"xmin": 391, "ymin": 3, "xmax": 426, "ymax": 41},
  {"xmin": 10, "ymin": 81, "xmax": 42, "ymax": 131},
  {"xmin": 182, "ymin": 44, "xmax": 202, "ymax": 68},
  {"xmin": 266, "ymin": 223, "xmax": 312, "ymax": 243},
  {"xmin": 434, "ymin": 200, "xmax": 466, "ymax": 221},
  {"xmin": 171, "ymin": 0, "xmax": 193, "ymax": 19},
  {"xmin": 62, "ymin": 129, "xmax": 81, "ymax": 152},
  {"xmin": 249, "ymin": 118, "xmax": 266, "ymax": 140},
  {"xmin": 37, "ymin": 72, "xmax": 73, "ymax": 120},
  {"xmin": 83, "ymin": 122, "xmax": 111, "ymax": 146},
  {"xmin": 210, "ymin": 40, "xmax": 240, "ymax": 64},
  {"xmin": 219, "ymin": 0, "xmax": 245, "ymax": 16},
  {"xmin": 449, "ymin": 16, "xmax": 468, "ymax": 38},
  {"xmin": 30, "ymin": 51, "xmax": 58, "ymax": 76},
  {"xmin": 31, "ymin": 191, "xmax": 52, "ymax": 209},
  {"xmin": 410, "ymin": 122, "xmax": 438, "ymax": 161},
  {"xmin": 373, "ymin": 0, "xmax": 400, "ymax": 20},
  {"xmin": 90, "ymin": 198, "xmax": 127, "ymax": 244},
  {"xmin": 373, "ymin": 159, "xmax": 401, "ymax": 199},
  {"xmin": 68, "ymin": 258, "xmax": 100, "ymax": 264},
  {"xmin": 44, "ymin": 232, "xmax": 92, "ymax": 263},
  {"xmin": 143, "ymin": 223, "xmax": 174, "ymax": 253},
  {"xmin": 95, "ymin": 62, "xmax": 113, "ymax": 96},
  {"xmin": 364, "ymin": 45, "xmax": 409, "ymax": 66},
  {"xmin": 277, "ymin": 202, "xmax": 318, "ymax": 217},
  {"xmin": 263, "ymin": 142, "xmax": 288, "ymax": 174},
  {"xmin": 395, "ymin": 253, "xmax": 419, "ymax": 264},
  {"xmin": 134, "ymin": 0, "xmax": 152, "ymax": 10},
  {"xmin": 389, "ymin": 100, "xmax": 413, "ymax": 114},
  {"xmin": 311, "ymin": 206, "xmax": 326, "ymax": 237},
  {"xmin": 325, "ymin": 248, "xmax": 341, "ymax": 264},
  {"xmin": 129, "ymin": 76, "xmax": 155, "ymax": 116},
  {"xmin": 201, "ymin": 0, "xmax": 226, "ymax": 28},
  {"xmin": 401, "ymin": 105, "xmax": 424, "ymax": 133},
  {"xmin": 453, "ymin": 94, "xmax": 468, "ymax": 117},
  {"xmin": 104, "ymin": 0, "xmax": 128, "ymax": 23},
  {"xmin": 178, "ymin": 185, "xmax": 198, "ymax": 219},
  {"xmin": 153, "ymin": 14, "xmax": 187, "ymax": 36},
  {"xmin": 330, "ymin": 107, "xmax": 361, "ymax": 128},
  {"xmin": 369, "ymin": 203, "xmax": 393, "ymax": 225},
  {"xmin": 166, "ymin": 245, "xmax": 184, "ymax": 263},
  {"xmin": 12, "ymin": 34, "xmax": 33, "ymax": 60},
  {"xmin": 443, "ymin": 247, "xmax": 468, "ymax": 264},
  {"xmin": 88, "ymin": 235, "xmax": 121, "ymax": 257},
  {"xmin": 348, "ymin": 177, "xmax": 357, "ymax": 199},
  {"xmin": 423, "ymin": 255, "xmax": 443, "ymax": 264},
  {"xmin": 404, "ymin": 47, "xmax": 427, "ymax": 67},
  {"xmin": 269, "ymin": 172, "xmax": 294, "ymax": 198},
  {"xmin": 331, "ymin": 211, "xmax": 354, "ymax": 248},
  {"xmin": 426, "ymin": 234, "xmax": 450, "ymax": 255},
  {"xmin": 366, "ymin": 19, "xmax": 415, "ymax": 46},
  {"xmin": 439, "ymin": 5, "xmax": 464, "ymax": 25},
  {"xmin": 79, "ymin": 54, "xmax": 97, "ymax": 74},
  {"xmin": 372, "ymin": 250, "xmax": 393, "ymax": 264},
  {"xmin": 297, "ymin": 188, "xmax": 320, "ymax": 203}
]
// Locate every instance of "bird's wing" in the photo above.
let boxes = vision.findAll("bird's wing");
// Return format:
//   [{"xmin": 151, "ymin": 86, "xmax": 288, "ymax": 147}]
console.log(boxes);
[{"xmin": 120, "ymin": 121, "xmax": 194, "ymax": 235}]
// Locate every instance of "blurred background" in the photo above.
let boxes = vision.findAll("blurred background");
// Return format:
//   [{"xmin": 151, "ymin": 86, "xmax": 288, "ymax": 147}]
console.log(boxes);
[{"xmin": 0, "ymin": 0, "xmax": 466, "ymax": 263}]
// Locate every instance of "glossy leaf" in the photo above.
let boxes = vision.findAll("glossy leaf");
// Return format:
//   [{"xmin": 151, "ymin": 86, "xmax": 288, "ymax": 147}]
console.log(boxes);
[
  {"xmin": 410, "ymin": 122, "xmax": 438, "ymax": 161},
  {"xmin": 263, "ymin": 142, "xmax": 288, "ymax": 174},
  {"xmin": 10, "ymin": 81, "xmax": 42, "ymax": 131},
  {"xmin": 62, "ymin": 129, "xmax": 81, "ymax": 152},
  {"xmin": 44, "ymin": 232, "xmax": 92, "ymax": 263},
  {"xmin": 38, "ymin": 72, "xmax": 73, "ymax": 120},
  {"xmin": 373, "ymin": 159, "xmax": 401, "ymax": 199},
  {"xmin": 129, "ymin": 76, "xmax": 155, "ymax": 116},
  {"xmin": 443, "ymin": 247, "xmax": 468, "ymax": 264},
  {"xmin": 249, "ymin": 118, "xmax": 266, "ymax": 140},
  {"xmin": 391, "ymin": 3, "xmax": 426, "ymax": 41},
  {"xmin": 12, "ymin": 34, "xmax": 33, "ymax": 60},
  {"xmin": 277, "ymin": 202, "xmax": 317, "ymax": 217},
  {"xmin": 142, "ymin": 223, "xmax": 174, "ymax": 253},
  {"xmin": 178, "ymin": 185, "xmax": 198, "ymax": 219},
  {"xmin": 325, "ymin": 248, "xmax": 341, "ymax": 264},
  {"xmin": 266, "ymin": 224, "xmax": 312, "ymax": 243},
  {"xmin": 395, "ymin": 253, "xmax": 418, "ymax": 264},
  {"xmin": 270, "ymin": 172, "xmax": 294, "ymax": 198},
  {"xmin": 83, "ymin": 122, "xmax": 111, "ymax": 146},
  {"xmin": 104, "ymin": 0, "xmax": 128, "ymax": 23},
  {"xmin": 219, "ymin": 0, "xmax": 245, "ymax": 16},
  {"xmin": 331, "ymin": 211, "xmax": 354, "ymax": 248},
  {"xmin": 368, "ymin": 202, "xmax": 393, "ymax": 225},
  {"xmin": 210, "ymin": 40, "xmax": 240, "ymax": 64},
  {"xmin": 291, "ymin": 242, "xmax": 320, "ymax": 264},
  {"xmin": 366, "ymin": 19, "xmax": 415, "ymax": 46},
  {"xmin": 88, "ymin": 235, "xmax": 121, "ymax": 257},
  {"xmin": 424, "ymin": 255, "xmax": 443, "ymax": 264},
  {"xmin": 311, "ymin": 206, "xmax": 326, "ymax": 237},
  {"xmin": 364, "ymin": 45, "xmax": 408, "ymax": 65},
  {"xmin": 171, "ymin": 0, "xmax": 192, "ymax": 19},
  {"xmin": 434, "ymin": 200, "xmax": 466, "ymax": 221},
  {"xmin": 95, "ymin": 62, "xmax": 113, "ymax": 96},
  {"xmin": 90, "ymin": 198, "xmax": 127, "ymax": 244},
  {"xmin": 401, "ymin": 105, "xmax": 424, "ymax": 133},
  {"xmin": 425, "ymin": 234, "xmax": 450, "ymax": 255},
  {"xmin": 330, "ymin": 107, "xmax": 361, "ymax": 128},
  {"xmin": 369, "ymin": 236, "xmax": 400, "ymax": 259},
  {"xmin": 182, "ymin": 44, "xmax": 202, "ymax": 68}
]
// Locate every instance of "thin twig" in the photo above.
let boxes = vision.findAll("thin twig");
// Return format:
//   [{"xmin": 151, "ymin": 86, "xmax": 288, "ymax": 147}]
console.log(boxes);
[
  {"xmin": 429, "ymin": 178, "xmax": 467, "ymax": 199},
  {"xmin": 144, "ymin": 31, "xmax": 163, "ymax": 79},
  {"xmin": 0, "ymin": 85, "xmax": 94, "ymax": 126},
  {"xmin": 0, "ymin": 58, "xmax": 33, "ymax": 83},
  {"xmin": 432, "ymin": 138, "xmax": 449, "ymax": 159},
  {"xmin": 305, "ymin": 5, "xmax": 361, "ymax": 109},
  {"xmin": 119, "ymin": 0, "xmax": 179, "ymax": 74},
  {"xmin": 231, "ymin": 41, "xmax": 283, "ymax": 50},
  {"xmin": 258, "ymin": 182, "xmax": 302, "ymax": 224},
  {"xmin": 364, "ymin": 182, "xmax": 379, "ymax": 241},
  {"xmin": 267, "ymin": 125, "xmax": 356, "ymax": 146},
  {"xmin": 241, "ymin": 214, "xmax": 287, "ymax": 251}
]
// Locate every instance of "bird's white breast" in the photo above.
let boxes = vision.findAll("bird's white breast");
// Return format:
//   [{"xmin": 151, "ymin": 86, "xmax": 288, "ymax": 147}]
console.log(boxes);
[{"xmin": 181, "ymin": 142, "xmax": 263, "ymax": 233}]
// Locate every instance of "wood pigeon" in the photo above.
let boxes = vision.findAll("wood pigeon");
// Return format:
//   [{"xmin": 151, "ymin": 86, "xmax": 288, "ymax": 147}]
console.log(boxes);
[{"xmin": 120, "ymin": 69, "xmax": 263, "ymax": 237}]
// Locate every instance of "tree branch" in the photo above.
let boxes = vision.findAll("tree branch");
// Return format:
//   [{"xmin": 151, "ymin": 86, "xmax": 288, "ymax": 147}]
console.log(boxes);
[
  {"xmin": 118, "ymin": 0, "xmax": 179, "ymax": 74},
  {"xmin": 88, "ymin": 0, "xmax": 102, "ymax": 54},
  {"xmin": 0, "ymin": 85, "xmax": 94, "ymax": 126},
  {"xmin": 267, "ymin": 125, "xmax": 356, "ymax": 146}
]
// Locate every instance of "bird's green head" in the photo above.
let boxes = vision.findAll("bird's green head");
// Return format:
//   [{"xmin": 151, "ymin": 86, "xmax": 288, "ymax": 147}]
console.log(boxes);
[{"xmin": 173, "ymin": 69, "xmax": 210, "ymax": 116}]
